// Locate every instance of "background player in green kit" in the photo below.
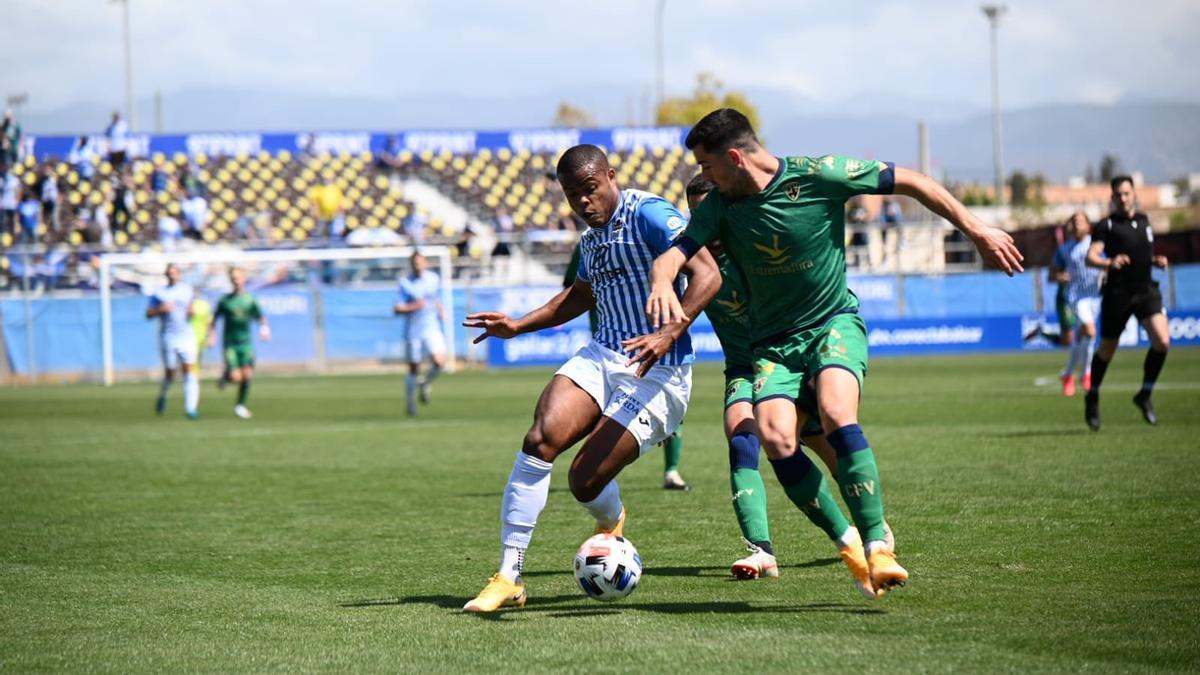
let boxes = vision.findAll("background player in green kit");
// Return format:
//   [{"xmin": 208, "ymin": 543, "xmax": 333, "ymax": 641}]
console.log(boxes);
[
  {"xmin": 688, "ymin": 175, "xmax": 881, "ymax": 597},
  {"xmin": 208, "ymin": 267, "xmax": 271, "ymax": 419},
  {"xmin": 649, "ymin": 109, "xmax": 1023, "ymax": 596}
]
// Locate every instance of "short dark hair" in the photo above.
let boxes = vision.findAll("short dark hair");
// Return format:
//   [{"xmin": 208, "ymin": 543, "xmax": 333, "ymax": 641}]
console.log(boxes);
[
  {"xmin": 556, "ymin": 144, "xmax": 609, "ymax": 180},
  {"xmin": 684, "ymin": 108, "xmax": 759, "ymax": 152},
  {"xmin": 1110, "ymin": 175, "xmax": 1134, "ymax": 191},
  {"xmin": 685, "ymin": 174, "xmax": 715, "ymax": 197}
]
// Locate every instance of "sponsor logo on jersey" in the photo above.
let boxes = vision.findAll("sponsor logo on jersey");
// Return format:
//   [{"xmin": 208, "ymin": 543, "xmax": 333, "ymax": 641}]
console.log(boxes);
[
  {"xmin": 750, "ymin": 234, "xmax": 815, "ymax": 275},
  {"xmin": 714, "ymin": 290, "xmax": 748, "ymax": 318},
  {"xmin": 753, "ymin": 234, "xmax": 792, "ymax": 265}
]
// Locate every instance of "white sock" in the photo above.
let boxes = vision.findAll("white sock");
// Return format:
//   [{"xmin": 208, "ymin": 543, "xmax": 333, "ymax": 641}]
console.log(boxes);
[
  {"xmin": 159, "ymin": 378, "xmax": 171, "ymax": 399},
  {"xmin": 1062, "ymin": 338, "xmax": 1082, "ymax": 377},
  {"xmin": 578, "ymin": 479, "xmax": 623, "ymax": 529},
  {"xmin": 499, "ymin": 451, "xmax": 553, "ymax": 581},
  {"xmin": 1083, "ymin": 335, "xmax": 1096, "ymax": 375},
  {"xmin": 183, "ymin": 372, "xmax": 199, "ymax": 414},
  {"xmin": 835, "ymin": 525, "xmax": 860, "ymax": 550}
]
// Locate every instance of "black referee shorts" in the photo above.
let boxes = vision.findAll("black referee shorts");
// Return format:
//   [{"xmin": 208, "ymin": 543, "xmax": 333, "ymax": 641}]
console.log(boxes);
[{"xmin": 1100, "ymin": 282, "xmax": 1164, "ymax": 339}]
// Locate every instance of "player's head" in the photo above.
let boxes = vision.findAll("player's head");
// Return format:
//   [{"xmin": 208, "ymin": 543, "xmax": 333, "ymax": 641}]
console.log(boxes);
[
  {"xmin": 165, "ymin": 263, "xmax": 180, "ymax": 284},
  {"xmin": 411, "ymin": 251, "xmax": 428, "ymax": 275},
  {"xmin": 685, "ymin": 174, "xmax": 715, "ymax": 211},
  {"xmin": 685, "ymin": 108, "xmax": 763, "ymax": 198},
  {"xmin": 556, "ymin": 144, "xmax": 619, "ymax": 229},
  {"xmin": 1110, "ymin": 175, "xmax": 1135, "ymax": 217},
  {"xmin": 1067, "ymin": 211, "xmax": 1091, "ymax": 239},
  {"xmin": 228, "ymin": 267, "xmax": 246, "ymax": 291}
]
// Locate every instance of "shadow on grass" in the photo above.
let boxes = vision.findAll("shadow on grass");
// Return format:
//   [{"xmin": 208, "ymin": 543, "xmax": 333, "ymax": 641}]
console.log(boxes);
[
  {"xmin": 341, "ymin": 594, "xmax": 885, "ymax": 619},
  {"xmin": 984, "ymin": 428, "xmax": 1086, "ymax": 438}
]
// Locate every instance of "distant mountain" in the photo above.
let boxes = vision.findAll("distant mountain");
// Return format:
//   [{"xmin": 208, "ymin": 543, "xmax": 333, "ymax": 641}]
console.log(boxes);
[{"xmin": 18, "ymin": 88, "xmax": 1200, "ymax": 183}]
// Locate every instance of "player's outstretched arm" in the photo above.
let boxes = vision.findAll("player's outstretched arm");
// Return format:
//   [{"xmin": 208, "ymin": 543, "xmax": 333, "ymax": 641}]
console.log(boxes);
[
  {"xmin": 1086, "ymin": 240, "xmax": 1128, "ymax": 270},
  {"xmin": 393, "ymin": 298, "xmax": 425, "ymax": 315},
  {"xmin": 624, "ymin": 247, "xmax": 721, "ymax": 376},
  {"xmin": 645, "ymin": 247, "xmax": 689, "ymax": 327},
  {"xmin": 893, "ymin": 167, "xmax": 1024, "ymax": 276},
  {"xmin": 464, "ymin": 280, "xmax": 595, "ymax": 344}
]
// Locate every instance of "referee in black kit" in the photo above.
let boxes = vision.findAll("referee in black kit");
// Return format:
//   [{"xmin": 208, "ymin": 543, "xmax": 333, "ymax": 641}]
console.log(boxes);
[{"xmin": 1083, "ymin": 175, "xmax": 1171, "ymax": 431}]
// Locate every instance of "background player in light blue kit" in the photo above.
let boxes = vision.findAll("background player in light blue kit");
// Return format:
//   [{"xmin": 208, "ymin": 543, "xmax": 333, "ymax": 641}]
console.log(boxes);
[
  {"xmin": 1052, "ymin": 211, "xmax": 1104, "ymax": 396},
  {"xmin": 146, "ymin": 263, "xmax": 201, "ymax": 419},
  {"xmin": 394, "ymin": 251, "xmax": 447, "ymax": 417}
]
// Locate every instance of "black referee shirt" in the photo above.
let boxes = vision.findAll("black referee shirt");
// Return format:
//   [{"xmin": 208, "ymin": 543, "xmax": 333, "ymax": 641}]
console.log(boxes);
[{"xmin": 1092, "ymin": 212, "xmax": 1154, "ymax": 291}]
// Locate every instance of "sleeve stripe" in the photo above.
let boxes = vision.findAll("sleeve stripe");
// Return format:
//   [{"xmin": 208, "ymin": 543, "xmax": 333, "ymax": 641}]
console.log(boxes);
[
  {"xmin": 673, "ymin": 236, "xmax": 702, "ymax": 259},
  {"xmin": 876, "ymin": 161, "xmax": 896, "ymax": 195}
]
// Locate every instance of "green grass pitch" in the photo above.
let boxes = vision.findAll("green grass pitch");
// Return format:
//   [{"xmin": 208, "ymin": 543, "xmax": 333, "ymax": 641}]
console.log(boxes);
[{"xmin": 2, "ymin": 350, "xmax": 1199, "ymax": 673}]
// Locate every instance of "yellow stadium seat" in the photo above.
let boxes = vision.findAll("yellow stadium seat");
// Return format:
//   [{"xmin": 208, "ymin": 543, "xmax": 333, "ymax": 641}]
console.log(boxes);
[
  {"xmin": 135, "ymin": 211, "xmax": 150, "ymax": 225},
  {"xmin": 68, "ymin": 231, "xmax": 83, "ymax": 245},
  {"xmin": 203, "ymin": 229, "xmax": 218, "ymax": 242},
  {"xmin": 68, "ymin": 193, "xmax": 82, "ymax": 206},
  {"xmin": 115, "ymin": 231, "xmax": 129, "ymax": 246},
  {"xmin": 271, "ymin": 228, "xmax": 285, "ymax": 241},
  {"xmin": 0, "ymin": 233, "xmax": 10, "ymax": 248}
]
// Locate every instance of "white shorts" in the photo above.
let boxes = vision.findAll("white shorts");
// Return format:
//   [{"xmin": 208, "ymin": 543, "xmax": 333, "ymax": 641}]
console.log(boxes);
[
  {"xmin": 555, "ymin": 340, "xmax": 692, "ymax": 454},
  {"xmin": 1073, "ymin": 296, "xmax": 1101, "ymax": 326},
  {"xmin": 406, "ymin": 330, "xmax": 446, "ymax": 364},
  {"xmin": 160, "ymin": 338, "xmax": 197, "ymax": 370}
]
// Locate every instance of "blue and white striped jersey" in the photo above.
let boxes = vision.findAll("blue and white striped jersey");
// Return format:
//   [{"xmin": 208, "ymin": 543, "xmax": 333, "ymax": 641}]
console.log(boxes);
[
  {"xmin": 576, "ymin": 189, "xmax": 692, "ymax": 365},
  {"xmin": 148, "ymin": 282, "xmax": 196, "ymax": 343},
  {"xmin": 1053, "ymin": 235, "xmax": 1103, "ymax": 303}
]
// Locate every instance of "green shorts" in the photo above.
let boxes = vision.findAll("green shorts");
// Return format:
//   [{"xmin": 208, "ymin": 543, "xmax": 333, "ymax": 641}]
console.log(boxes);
[
  {"xmin": 224, "ymin": 343, "xmax": 256, "ymax": 369},
  {"xmin": 1056, "ymin": 288, "xmax": 1077, "ymax": 333},
  {"xmin": 752, "ymin": 312, "xmax": 869, "ymax": 417},
  {"xmin": 727, "ymin": 366, "xmax": 823, "ymax": 436}
]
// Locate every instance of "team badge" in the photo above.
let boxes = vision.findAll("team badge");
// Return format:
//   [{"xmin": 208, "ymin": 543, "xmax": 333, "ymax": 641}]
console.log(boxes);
[{"xmin": 784, "ymin": 182, "xmax": 802, "ymax": 202}]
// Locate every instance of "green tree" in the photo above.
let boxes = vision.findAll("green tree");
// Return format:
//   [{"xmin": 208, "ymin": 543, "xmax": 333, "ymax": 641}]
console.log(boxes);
[
  {"xmin": 552, "ymin": 101, "xmax": 596, "ymax": 128},
  {"xmin": 1008, "ymin": 171, "xmax": 1029, "ymax": 207},
  {"xmin": 655, "ymin": 72, "xmax": 762, "ymax": 130},
  {"xmin": 1099, "ymin": 153, "xmax": 1120, "ymax": 183}
]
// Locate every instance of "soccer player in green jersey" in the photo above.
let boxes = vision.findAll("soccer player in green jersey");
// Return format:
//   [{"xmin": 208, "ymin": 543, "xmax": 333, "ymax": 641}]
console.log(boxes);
[
  {"xmin": 648, "ymin": 109, "xmax": 1023, "ymax": 596},
  {"xmin": 208, "ymin": 267, "xmax": 270, "ymax": 419},
  {"xmin": 688, "ymin": 175, "xmax": 880, "ymax": 597}
]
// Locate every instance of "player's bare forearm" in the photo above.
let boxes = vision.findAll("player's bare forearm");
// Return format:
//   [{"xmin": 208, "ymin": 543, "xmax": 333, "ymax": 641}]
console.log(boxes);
[
  {"xmin": 1085, "ymin": 242, "xmax": 1109, "ymax": 270},
  {"xmin": 513, "ymin": 281, "xmax": 594, "ymax": 335},
  {"xmin": 650, "ymin": 247, "xmax": 688, "ymax": 294},
  {"xmin": 894, "ymin": 167, "xmax": 1024, "ymax": 275},
  {"xmin": 675, "ymin": 247, "xmax": 721, "ymax": 334},
  {"xmin": 646, "ymin": 247, "xmax": 690, "ymax": 326},
  {"xmin": 894, "ymin": 167, "xmax": 982, "ymax": 237}
]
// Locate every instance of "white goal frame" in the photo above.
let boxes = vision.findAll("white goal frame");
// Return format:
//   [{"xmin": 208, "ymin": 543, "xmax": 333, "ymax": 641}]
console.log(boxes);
[{"xmin": 97, "ymin": 246, "xmax": 454, "ymax": 386}]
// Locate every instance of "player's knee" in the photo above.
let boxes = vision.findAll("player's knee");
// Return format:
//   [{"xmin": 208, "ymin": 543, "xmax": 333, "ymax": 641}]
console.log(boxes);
[
  {"xmin": 521, "ymin": 428, "xmax": 560, "ymax": 463},
  {"xmin": 728, "ymin": 431, "xmax": 760, "ymax": 471},
  {"xmin": 756, "ymin": 424, "xmax": 796, "ymax": 459},
  {"xmin": 818, "ymin": 401, "xmax": 857, "ymax": 433},
  {"xmin": 567, "ymin": 466, "xmax": 602, "ymax": 502}
]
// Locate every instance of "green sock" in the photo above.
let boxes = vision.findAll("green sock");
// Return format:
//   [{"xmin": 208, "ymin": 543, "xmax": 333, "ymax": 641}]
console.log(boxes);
[
  {"xmin": 769, "ymin": 452, "xmax": 851, "ymax": 543},
  {"xmin": 730, "ymin": 468, "xmax": 771, "ymax": 545},
  {"xmin": 829, "ymin": 425, "xmax": 886, "ymax": 544},
  {"xmin": 237, "ymin": 380, "xmax": 250, "ymax": 406},
  {"xmin": 663, "ymin": 426, "xmax": 683, "ymax": 473}
]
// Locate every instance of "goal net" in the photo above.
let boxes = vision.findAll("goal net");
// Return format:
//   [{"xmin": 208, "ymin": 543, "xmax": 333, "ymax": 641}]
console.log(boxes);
[{"xmin": 96, "ymin": 245, "xmax": 454, "ymax": 385}]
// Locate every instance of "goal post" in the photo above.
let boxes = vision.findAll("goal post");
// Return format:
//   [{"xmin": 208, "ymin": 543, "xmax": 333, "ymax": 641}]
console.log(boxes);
[{"xmin": 97, "ymin": 245, "xmax": 454, "ymax": 386}]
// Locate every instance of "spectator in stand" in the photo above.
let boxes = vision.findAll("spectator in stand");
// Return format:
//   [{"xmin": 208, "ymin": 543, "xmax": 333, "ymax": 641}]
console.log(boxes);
[
  {"xmin": 151, "ymin": 158, "xmax": 172, "ymax": 194},
  {"xmin": 0, "ymin": 162, "xmax": 17, "ymax": 236},
  {"xmin": 17, "ymin": 186, "xmax": 41, "ymax": 245},
  {"xmin": 180, "ymin": 187, "xmax": 209, "ymax": 240},
  {"xmin": 308, "ymin": 176, "xmax": 346, "ymax": 241},
  {"xmin": 158, "ymin": 212, "xmax": 183, "ymax": 250},
  {"xmin": 376, "ymin": 134, "xmax": 405, "ymax": 191},
  {"xmin": 403, "ymin": 209, "xmax": 429, "ymax": 246},
  {"xmin": 106, "ymin": 111, "xmax": 130, "ymax": 169},
  {"xmin": 2, "ymin": 110, "xmax": 22, "ymax": 166},
  {"xmin": 68, "ymin": 135, "xmax": 98, "ymax": 182},
  {"xmin": 39, "ymin": 163, "xmax": 61, "ymax": 234},
  {"xmin": 111, "ymin": 171, "xmax": 134, "ymax": 234}
]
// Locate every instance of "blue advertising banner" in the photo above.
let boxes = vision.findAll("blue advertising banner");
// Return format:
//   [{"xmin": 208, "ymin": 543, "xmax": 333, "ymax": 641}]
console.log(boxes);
[{"xmin": 29, "ymin": 126, "xmax": 689, "ymax": 160}]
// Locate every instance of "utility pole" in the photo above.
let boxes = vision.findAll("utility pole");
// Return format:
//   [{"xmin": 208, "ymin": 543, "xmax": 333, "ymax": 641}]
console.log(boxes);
[{"xmin": 982, "ymin": 4, "xmax": 1006, "ymax": 206}]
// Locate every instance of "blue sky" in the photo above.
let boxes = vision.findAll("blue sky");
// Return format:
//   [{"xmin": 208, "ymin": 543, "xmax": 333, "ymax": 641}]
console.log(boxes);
[{"xmin": 4, "ymin": 0, "xmax": 1198, "ymax": 121}]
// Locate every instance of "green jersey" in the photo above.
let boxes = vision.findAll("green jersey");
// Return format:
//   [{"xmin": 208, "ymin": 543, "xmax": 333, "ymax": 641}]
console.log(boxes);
[
  {"xmin": 683, "ymin": 155, "xmax": 893, "ymax": 343},
  {"xmin": 703, "ymin": 252, "xmax": 754, "ymax": 370},
  {"xmin": 214, "ymin": 292, "xmax": 263, "ymax": 346}
]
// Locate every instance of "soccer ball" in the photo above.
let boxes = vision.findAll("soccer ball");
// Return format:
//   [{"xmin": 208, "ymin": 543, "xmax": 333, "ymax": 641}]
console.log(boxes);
[{"xmin": 573, "ymin": 533, "xmax": 642, "ymax": 602}]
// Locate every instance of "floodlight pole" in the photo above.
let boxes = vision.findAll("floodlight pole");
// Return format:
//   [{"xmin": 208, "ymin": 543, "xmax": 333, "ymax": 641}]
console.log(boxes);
[
  {"xmin": 982, "ymin": 4, "xmax": 1006, "ymax": 207},
  {"xmin": 115, "ymin": 0, "xmax": 136, "ymax": 131},
  {"xmin": 654, "ymin": 0, "xmax": 667, "ymax": 123}
]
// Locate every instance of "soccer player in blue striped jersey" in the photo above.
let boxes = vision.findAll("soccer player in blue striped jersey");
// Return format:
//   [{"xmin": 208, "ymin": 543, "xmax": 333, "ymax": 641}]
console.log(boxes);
[
  {"xmin": 1052, "ymin": 212, "xmax": 1104, "ymax": 396},
  {"xmin": 460, "ymin": 144, "xmax": 721, "ymax": 612},
  {"xmin": 146, "ymin": 263, "xmax": 201, "ymax": 419}
]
